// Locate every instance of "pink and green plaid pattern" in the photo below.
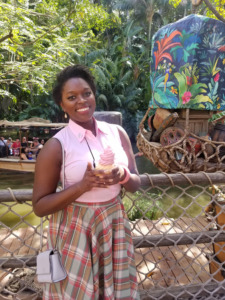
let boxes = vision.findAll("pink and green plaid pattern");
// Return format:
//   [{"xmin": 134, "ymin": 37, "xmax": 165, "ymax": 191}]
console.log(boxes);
[{"xmin": 42, "ymin": 197, "xmax": 139, "ymax": 300}]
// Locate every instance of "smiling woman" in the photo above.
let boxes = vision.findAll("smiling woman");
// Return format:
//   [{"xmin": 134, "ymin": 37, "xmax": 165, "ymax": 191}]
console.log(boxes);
[
  {"xmin": 32, "ymin": 64, "xmax": 141, "ymax": 300},
  {"xmin": 60, "ymin": 77, "xmax": 96, "ymax": 133}
]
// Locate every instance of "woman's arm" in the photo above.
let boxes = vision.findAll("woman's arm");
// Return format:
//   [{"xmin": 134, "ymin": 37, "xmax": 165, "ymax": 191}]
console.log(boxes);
[
  {"xmin": 117, "ymin": 125, "xmax": 141, "ymax": 193},
  {"xmin": 32, "ymin": 138, "xmax": 104, "ymax": 217}
]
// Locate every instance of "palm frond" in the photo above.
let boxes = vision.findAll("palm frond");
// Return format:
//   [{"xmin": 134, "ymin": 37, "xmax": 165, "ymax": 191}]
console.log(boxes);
[
  {"xmin": 86, "ymin": 49, "xmax": 107, "ymax": 64},
  {"xmin": 114, "ymin": 0, "xmax": 137, "ymax": 11},
  {"xmin": 92, "ymin": 65, "xmax": 110, "ymax": 89},
  {"xmin": 120, "ymin": 70, "xmax": 133, "ymax": 83}
]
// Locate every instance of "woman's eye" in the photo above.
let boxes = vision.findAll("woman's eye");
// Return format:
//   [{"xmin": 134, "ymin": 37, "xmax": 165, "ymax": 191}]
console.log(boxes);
[
  {"xmin": 85, "ymin": 91, "xmax": 91, "ymax": 97},
  {"xmin": 68, "ymin": 96, "xmax": 76, "ymax": 100}
]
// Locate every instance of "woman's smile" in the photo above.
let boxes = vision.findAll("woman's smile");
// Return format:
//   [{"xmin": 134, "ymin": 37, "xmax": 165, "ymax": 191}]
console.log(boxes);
[{"xmin": 76, "ymin": 107, "xmax": 90, "ymax": 113}]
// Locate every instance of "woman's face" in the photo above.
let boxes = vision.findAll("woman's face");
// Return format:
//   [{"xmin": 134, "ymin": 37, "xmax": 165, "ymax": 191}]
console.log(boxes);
[{"xmin": 60, "ymin": 77, "xmax": 96, "ymax": 127}]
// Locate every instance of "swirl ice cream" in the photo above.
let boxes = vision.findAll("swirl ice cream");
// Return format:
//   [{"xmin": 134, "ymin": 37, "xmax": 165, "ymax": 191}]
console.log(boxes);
[{"xmin": 96, "ymin": 146, "xmax": 115, "ymax": 172}]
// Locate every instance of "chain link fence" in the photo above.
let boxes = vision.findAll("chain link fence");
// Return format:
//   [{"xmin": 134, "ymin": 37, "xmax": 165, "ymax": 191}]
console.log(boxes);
[{"xmin": 0, "ymin": 172, "xmax": 225, "ymax": 299}]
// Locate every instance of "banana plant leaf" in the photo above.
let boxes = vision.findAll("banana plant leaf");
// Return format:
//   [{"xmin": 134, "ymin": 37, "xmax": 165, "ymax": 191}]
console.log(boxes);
[{"xmin": 150, "ymin": 14, "xmax": 225, "ymax": 111}]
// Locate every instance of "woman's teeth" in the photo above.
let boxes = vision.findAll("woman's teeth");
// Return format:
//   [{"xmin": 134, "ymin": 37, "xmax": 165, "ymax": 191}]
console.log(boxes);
[{"xmin": 77, "ymin": 107, "xmax": 89, "ymax": 112}]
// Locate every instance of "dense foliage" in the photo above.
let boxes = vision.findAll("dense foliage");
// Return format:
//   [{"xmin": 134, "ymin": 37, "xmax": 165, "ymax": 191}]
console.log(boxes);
[
  {"xmin": 0, "ymin": 0, "xmax": 224, "ymax": 138},
  {"xmin": 170, "ymin": 0, "xmax": 225, "ymax": 20},
  {"xmin": 0, "ymin": 0, "xmax": 117, "ymax": 121}
]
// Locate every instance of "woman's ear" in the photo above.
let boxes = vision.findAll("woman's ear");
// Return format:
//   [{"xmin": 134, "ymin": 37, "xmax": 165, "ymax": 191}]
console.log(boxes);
[
  {"xmin": 60, "ymin": 103, "xmax": 68, "ymax": 119},
  {"xmin": 60, "ymin": 102, "xmax": 64, "ymax": 111}
]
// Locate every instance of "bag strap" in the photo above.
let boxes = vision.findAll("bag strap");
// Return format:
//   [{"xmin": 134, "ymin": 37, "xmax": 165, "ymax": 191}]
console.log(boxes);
[
  {"xmin": 39, "ymin": 137, "xmax": 65, "ymax": 251},
  {"xmin": 54, "ymin": 138, "xmax": 65, "ymax": 250}
]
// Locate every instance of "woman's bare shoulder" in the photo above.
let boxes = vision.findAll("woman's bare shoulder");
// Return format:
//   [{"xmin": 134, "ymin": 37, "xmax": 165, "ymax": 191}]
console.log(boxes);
[{"xmin": 36, "ymin": 137, "xmax": 62, "ymax": 167}]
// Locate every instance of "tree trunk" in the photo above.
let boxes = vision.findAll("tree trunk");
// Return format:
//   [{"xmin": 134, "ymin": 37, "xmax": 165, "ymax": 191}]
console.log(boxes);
[
  {"xmin": 192, "ymin": 0, "xmax": 203, "ymax": 6},
  {"xmin": 147, "ymin": 0, "xmax": 154, "ymax": 61},
  {"xmin": 203, "ymin": 0, "xmax": 225, "ymax": 23}
]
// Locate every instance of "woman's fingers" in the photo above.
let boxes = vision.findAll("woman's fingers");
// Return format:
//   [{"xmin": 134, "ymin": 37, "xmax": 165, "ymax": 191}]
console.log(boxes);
[{"xmin": 83, "ymin": 164, "xmax": 125, "ymax": 189}]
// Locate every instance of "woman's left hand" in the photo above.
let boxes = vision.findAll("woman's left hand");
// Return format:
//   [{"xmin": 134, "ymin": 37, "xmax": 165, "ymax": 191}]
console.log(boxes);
[{"xmin": 93, "ymin": 166, "xmax": 123, "ymax": 187}]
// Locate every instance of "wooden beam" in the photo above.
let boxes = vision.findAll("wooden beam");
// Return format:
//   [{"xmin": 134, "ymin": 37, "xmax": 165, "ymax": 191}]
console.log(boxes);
[
  {"xmin": 94, "ymin": 111, "xmax": 122, "ymax": 126},
  {"xmin": 0, "ymin": 159, "xmax": 35, "ymax": 173},
  {"xmin": 133, "ymin": 230, "xmax": 225, "ymax": 248},
  {"xmin": 0, "ymin": 189, "xmax": 33, "ymax": 203},
  {"xmin": 0, "ymin": 188, "xmax": 59, "ymax": 203},
  {"xmin": 1, "ymin": 171, "xmax": 225, "ymax": 202},
  {"xmin": 1, "ymin": 230, "xmax": 225, "ymax": 268},
  {"xmin": 0, "ymin": 255, "xmax": 36, "ymax": 268},
  {"xmin": 139, "ymin": 282, "xmax": 225, "ymax": 299},
  {"xmin": 140, "ymin": 172, "xmax": 225, "ymax": 187}
]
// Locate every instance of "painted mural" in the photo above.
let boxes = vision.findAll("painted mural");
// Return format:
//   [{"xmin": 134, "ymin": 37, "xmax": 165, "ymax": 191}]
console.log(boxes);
[{"xmin": 150, "ymin": 14, "xmax": 225, "ymax": 111}]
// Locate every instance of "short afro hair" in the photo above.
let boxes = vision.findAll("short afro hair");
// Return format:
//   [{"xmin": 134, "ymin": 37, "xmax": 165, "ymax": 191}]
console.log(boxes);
[{"xmin": 52, "ymin": 65, "xmax": 96, "ymax": 106}]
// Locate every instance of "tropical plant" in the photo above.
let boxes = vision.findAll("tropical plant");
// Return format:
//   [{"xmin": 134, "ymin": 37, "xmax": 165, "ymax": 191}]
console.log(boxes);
[
  {"xmin": 114, "ymin": 0, "xmax": 171, "ymax": 42},
  {"xmin": 170, "ymin": 0, "xmax": 225, "ymax": 22},
  {"xmin": 92, "ymin": 55, "xmax": 145, "ymax": 116},
  {"xmin": 17, "ymin": 96, "xmax": 62, "ymax": 122},
  {"xmin": 77, "ymin": 16, "xmax": 151, "ymax": 139},
  {"xmin": 0, "ymin": 0, "xmax": 118, "ymax": 120},
  {"xmin": 123, "ymin": 191, "xmax": 163, "ymax": 221}
]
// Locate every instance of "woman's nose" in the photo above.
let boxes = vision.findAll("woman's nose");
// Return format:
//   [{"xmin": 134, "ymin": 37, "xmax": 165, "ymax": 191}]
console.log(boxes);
[{"xmin": 77, "ymin": 96, "xmax": 86, "ymax": 103}]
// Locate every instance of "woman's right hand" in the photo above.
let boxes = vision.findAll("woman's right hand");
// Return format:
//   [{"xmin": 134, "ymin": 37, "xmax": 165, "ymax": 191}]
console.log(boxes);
[
  {"xmin": 81, "ymin": 162, "xmax": 99, "ymax": 191},
  {"xmin": 81, "ymin": 162, "xmax": 109, "ymax": 190}
]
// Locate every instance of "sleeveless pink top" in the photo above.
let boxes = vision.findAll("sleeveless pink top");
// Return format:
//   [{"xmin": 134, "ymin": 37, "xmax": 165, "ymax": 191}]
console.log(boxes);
[{"xmin": 54, "ymin": 118, "xmax": 128, "ymax": 203}]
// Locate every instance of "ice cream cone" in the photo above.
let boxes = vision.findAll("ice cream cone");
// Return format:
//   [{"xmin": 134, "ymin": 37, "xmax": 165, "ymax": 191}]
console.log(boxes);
[{"xmin": 96, "ymin": 146, "xmax": 115, "ymax": 173}]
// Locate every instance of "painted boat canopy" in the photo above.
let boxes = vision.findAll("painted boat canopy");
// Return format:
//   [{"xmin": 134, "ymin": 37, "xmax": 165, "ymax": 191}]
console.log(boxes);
[{"xmin": 150, "ymin": 14, "xmax": 225, "ymax": 111}]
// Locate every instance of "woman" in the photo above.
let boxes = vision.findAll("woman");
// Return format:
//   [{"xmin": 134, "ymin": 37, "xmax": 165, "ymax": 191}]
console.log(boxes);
[
  {"xmin": 32, "ymin": 65, "xmax": 141, "ymax": 300},
  {"xmin": 21, "ymin": 136, "xmax": 28, "ymax": 153},
  {"xmin": 12, "ymin": 138, "xmax": 21, "ymax": 156}
]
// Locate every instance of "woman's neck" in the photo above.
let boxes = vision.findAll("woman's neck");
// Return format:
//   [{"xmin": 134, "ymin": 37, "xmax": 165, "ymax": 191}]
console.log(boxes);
[{"xmin": 74, "ymin": 118, "xmax": 96, "ymax": 136}]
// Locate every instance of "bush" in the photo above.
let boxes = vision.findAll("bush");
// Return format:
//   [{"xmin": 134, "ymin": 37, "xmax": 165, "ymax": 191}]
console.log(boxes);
[{"xmin": 122, "ymin": 191, "xmax": 163, "ymax": 221}]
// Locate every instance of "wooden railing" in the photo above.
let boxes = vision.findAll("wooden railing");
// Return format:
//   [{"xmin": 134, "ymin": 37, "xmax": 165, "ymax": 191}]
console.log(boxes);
[{"xmin": 1, "ymin": 172, "xmax": 225, "ymax": 299}]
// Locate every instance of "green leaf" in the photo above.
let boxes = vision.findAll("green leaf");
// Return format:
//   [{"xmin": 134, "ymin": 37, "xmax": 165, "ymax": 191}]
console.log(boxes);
[
  {"xmin": 154, "ymin": 75, "xmax": 166, "ymax": 89},
  {"xmin": 174, "ymin": 72, "xmax": 187, "ymax": 102}
]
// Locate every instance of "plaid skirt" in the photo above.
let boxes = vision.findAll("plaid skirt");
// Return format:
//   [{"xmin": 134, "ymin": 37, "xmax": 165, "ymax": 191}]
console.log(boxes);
[{"xmin": 42, "ymin": 196, "xmax": 139, "ymax": 300}]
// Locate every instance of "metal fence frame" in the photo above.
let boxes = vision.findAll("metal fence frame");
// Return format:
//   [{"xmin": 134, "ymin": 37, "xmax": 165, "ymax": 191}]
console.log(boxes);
[{"xmin": 1, "ymin": 172, "xmax": 225, "ymax": 299}]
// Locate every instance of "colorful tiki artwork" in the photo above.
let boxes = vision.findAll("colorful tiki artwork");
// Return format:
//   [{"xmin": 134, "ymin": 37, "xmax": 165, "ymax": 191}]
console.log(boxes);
[{"xmin": 150, "ymin": 14, "xmax": 225, "ymax": 111}]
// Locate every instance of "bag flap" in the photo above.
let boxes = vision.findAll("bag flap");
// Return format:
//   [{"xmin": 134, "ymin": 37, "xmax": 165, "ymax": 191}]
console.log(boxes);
[{"xmin": 36, "ymin": 249, "xmax": 53, "ymax": 275}]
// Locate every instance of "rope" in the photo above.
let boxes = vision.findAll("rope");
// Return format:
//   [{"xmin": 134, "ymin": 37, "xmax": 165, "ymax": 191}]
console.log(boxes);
[
  {"xmin": 136, "ymin": 107, "xmax": 225, "ymax": 174},
  {"xmin": 217, "ymin": 171, "xmax": 225, "ymax": 177},
  {"xmin": 7, "ymin": 187, "xmax": 22, "ymax": 204},
  {"xmin": 2, "ymin": 171, "xmax": 225, "ymax": 298},
  {"xmin": 198, "ymin": 171, "xmax": 213, "ymax": 186},
  {"xmin": 161, "ymin": 172, "xmax": 175, "ymax": 187},
  {"xmin": 176, "ymin": 172, "xmax": 194, "ymax": 186},
  {"xmin": 144, "ymin": 173, "xmax": 155, "ymax": 187}
]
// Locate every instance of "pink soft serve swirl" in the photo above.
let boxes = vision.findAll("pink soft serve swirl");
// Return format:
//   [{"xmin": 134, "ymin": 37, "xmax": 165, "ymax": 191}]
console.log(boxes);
[{"xmin": 99, "ymin": 146, "xmax": 115, "ymax": 166}]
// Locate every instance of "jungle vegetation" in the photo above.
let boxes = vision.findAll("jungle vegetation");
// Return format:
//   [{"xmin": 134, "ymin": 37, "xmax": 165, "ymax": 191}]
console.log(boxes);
[{"xmin": 0, "ymin": 0, "xmax": 224, "ymax": 140}]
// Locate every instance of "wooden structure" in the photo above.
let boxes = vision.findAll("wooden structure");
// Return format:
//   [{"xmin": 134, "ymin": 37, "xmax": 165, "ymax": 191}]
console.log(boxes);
[
  {"xmin": 174, "ymin": 109, "xmax": 213, "ymax": 136},
  {"xmin": 137, "ymin": 108, "xmax": 225, "ymax": 173},
  {"xmin": 142, "ymin": 14, "xmax": 225, "ymax": 174},
  {"xmin": 0, "ymin": 157, "xmax": 35, "ymax": 173}
]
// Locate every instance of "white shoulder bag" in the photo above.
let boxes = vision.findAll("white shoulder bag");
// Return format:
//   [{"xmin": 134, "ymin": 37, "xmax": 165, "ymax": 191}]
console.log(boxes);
[{"xmin": 36, "ymin": 138, "xmax": 67, "ymax": 283}]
